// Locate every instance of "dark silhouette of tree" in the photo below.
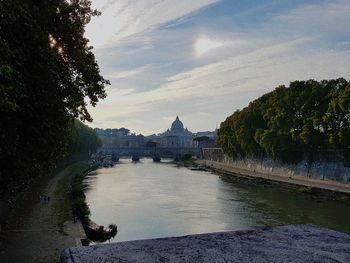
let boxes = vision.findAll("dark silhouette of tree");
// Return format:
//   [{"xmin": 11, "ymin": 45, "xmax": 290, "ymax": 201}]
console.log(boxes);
[
  {"xmin": 69, "ymin": 120, "xmax": 101, "ymax": 155},
  {"xmin": 0, "ymin": 1, "xmax": 109, "ymax": 198}
]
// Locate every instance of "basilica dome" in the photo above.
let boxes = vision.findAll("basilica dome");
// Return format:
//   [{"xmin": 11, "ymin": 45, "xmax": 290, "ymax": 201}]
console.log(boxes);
[{"xmin": 170, "ymin": 116, "xmax": 185, "ymax": 133}]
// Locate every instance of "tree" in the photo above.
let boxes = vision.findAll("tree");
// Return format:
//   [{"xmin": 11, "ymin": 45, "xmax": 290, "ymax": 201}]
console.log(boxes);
[
  {"xmin": 218, "ymin": 79, "xmax": 350, "ymax": 165},
  {"xmin": 0, "ymin": 0, "xmax": 109, "ymax": 197},
  {"xmin": 69, "ymin": 120, "xmax": 101, "ymax": 155}
]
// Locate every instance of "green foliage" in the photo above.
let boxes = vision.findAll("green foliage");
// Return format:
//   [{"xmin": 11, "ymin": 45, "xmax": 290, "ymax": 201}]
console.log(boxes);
[
  {"xmin": 0, "ymin": 1, "xmax": 108, "ymax": 198},
  {"xmin": 71, "ymin": 197, "xmax": 90, "ymax": 223},
  {"xmin": 218, "ymin": 79, "xmax": 350, "ymax": 164},
  {"xmin": 181, "ymin": 153, "xmax": 193, "ymax": 161},
  {"xmin": 53, "ymin": 162, "xmax": 91, "ymax": 231},
  {"xmin": 69, "ymin": 169, "xmax": 95, "ymax": 223},
  {"xmin": 69, "ymin": 120, "xmax": 100, "ymax": 155}
]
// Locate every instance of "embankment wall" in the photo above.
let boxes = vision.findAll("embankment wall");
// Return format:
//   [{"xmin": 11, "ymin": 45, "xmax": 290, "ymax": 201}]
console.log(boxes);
[{"xmin": 202, "ymin": 148, "xmax": 350, "ymax": 183}]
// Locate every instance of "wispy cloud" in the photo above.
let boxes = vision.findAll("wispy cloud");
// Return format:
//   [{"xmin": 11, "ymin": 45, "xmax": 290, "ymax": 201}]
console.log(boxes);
[
  {"xmin": 86, "ymin": 0, "xmax": 220, "ymax": 48},
  {"xmin": 275, "ymin": 0, "xmax": 350, "ymax": 37},
  {"xmin": 120, "ymin": 37, "xmax": 349, "ymax": 106},
  {"xmin": 88, "ymin": 0, "xmax": 350, "ymax": 134},
  {"xmin": 107, "ymin": 64, "xmax": 153, "ymax": 79}
]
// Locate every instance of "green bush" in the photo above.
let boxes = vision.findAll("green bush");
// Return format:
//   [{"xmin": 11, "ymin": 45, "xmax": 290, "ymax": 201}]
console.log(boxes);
[
  {"xmin": 72, "ymin": 197, "xmax": 90, "ymax": 223},
  {"xmin": 70, "ymin": 172, "xmax": 90, "ymax": 223}
]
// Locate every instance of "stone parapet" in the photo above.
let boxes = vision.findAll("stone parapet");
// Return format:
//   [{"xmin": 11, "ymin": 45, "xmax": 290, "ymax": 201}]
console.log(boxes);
[{"xmin": 61, "ymin": 225, "xmax": 350, "ymax": 263}]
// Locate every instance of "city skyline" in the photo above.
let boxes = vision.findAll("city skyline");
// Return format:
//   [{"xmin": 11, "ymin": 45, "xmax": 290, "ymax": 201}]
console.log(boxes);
[
  {"xmin": 86, "ymin": 0, "xmax": 350, "ymax": 135},
  {"xmin": 96, "ymin": 115, "xmax": 215, "ymax": 136}
]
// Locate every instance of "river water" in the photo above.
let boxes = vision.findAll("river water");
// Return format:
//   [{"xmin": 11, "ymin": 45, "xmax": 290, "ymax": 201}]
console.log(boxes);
[{"xmin": 84, "ymin": 158, "xmax": 350, "ymax": 243}]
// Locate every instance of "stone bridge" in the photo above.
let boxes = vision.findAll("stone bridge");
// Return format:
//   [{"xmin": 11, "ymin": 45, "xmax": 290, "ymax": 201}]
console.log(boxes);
[{"xmin": 97, "ymin": 146, "xmax": 203, "ymax": 159}]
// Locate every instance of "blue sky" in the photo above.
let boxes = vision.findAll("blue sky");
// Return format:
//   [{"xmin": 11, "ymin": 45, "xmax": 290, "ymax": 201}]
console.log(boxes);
[{"xmin": 86, "ymin": 0, "xmax": 350, "ymax": 135}]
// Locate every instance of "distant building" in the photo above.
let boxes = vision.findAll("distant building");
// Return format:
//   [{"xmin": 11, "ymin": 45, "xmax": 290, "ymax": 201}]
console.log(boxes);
[
  {"xmin": 95, "ymin": 127, "xmax": 145, "ymax": 147},
  {"xmin": 147, "ymin": 116, "xmax": 194, "ymax": 147},
  {"xmin": 147, "ymin": 116, "xmax": 217, "ymax": 148},
  {"xmin": 96, "ymin": 116, "xmax": 217, "ymax": 149}
]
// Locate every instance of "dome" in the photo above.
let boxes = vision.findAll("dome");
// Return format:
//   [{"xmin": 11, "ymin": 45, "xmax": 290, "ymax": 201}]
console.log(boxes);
[{"xmin": 170, "ymin": 116, "xmax": 184, "ymax": 133}]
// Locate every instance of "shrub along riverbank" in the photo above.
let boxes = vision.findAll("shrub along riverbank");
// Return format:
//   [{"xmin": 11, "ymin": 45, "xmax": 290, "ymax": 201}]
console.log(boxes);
[
  {"xmin": 60, "ymin": 162, "xmax": 118, "ymax": 243},
  {"xmin": 54, "ymin": 162, "xmax": 95, "ymax": 231}
]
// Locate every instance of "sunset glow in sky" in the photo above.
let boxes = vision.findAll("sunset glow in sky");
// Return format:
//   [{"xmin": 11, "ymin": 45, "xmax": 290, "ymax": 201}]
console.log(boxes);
[
  {"xmin": 85, "ymin": 0, "xmax": 350, "ymax": 135},
  {"xmin": 194, "ymin": 36, "xmax": 224, "ymax": 56}
]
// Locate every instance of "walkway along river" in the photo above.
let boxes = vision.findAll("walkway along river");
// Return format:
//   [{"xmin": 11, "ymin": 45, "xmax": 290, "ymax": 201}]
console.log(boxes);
[{"xmin": 84, "ymin": 158, "xmax": 350, "ymax": 243}]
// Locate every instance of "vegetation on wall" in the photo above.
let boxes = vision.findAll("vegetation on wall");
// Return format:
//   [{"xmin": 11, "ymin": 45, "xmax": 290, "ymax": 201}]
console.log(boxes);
[
  {"xmin": 0, "ymin": 0, "xmax": 108, "ymax": 199},
  {"xmin": 218, "ymin": 78, "xmax": 350, "ymax": 165}
]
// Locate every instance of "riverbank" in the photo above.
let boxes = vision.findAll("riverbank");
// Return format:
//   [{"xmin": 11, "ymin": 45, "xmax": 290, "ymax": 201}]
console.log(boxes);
[
  {"xmin": 197, "ymin": 159, "xmax": 350, "ymax": 196},
  {"xmin": 0, "ymin": 162, "xmax": 91, "ymax": 263}
]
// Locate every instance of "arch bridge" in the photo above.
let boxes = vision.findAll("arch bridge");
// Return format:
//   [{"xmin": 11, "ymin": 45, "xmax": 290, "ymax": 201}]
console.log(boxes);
[{"xmin": 97, "ymin": 146, "xmax": 202, "ymax": 160}]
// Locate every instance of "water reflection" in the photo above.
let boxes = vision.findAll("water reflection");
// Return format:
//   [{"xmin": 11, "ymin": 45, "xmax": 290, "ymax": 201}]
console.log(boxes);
[{"xmin": 84, "ymin": 158, "xmax": 350, "ymax": 242}]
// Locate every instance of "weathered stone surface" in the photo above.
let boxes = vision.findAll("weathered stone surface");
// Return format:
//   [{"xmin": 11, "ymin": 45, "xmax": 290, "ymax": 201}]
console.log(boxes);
[{"xmin": 61, "ymin": 225, "xmax": 350, "ymax": 263}]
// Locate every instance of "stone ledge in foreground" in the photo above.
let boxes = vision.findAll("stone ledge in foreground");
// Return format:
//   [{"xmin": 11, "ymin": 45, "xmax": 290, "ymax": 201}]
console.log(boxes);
[{"xmin": 61, "ymin": 224, "xmax": 350, "ymax": 263}]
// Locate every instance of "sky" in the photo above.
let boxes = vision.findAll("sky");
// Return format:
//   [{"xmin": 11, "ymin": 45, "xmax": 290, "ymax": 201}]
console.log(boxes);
[{"xmin": 85, "ymin": 0, "xmax": 350, "ymax": 135}]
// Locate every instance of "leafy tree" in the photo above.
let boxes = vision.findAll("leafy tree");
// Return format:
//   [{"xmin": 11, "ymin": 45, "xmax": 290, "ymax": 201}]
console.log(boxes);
[
  {"xmin": 69, "ymin": 120, "xmax": 101, "ymax": 155},
  {"xmin": 0, "ymin": 1, "xmax": 109, "ymax": 198},
  {"xmin": 118, "ymin": 128, "xmax": 130, "ymax": 136},
  {"xmin": 218, "ymin": 79, "xmax": 350, "ymax": 165}
]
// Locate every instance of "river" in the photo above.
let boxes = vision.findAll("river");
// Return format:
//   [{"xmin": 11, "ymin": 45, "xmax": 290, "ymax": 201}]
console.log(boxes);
[{"xmin": 84, "ymin": 158, "xmax": 350, "ymax": 243}]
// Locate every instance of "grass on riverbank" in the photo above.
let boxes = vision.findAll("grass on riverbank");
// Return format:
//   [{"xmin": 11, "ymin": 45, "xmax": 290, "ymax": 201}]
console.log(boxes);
[
  {"xmin": 53, "ymin": 162, "xmax": 94, "ymax": 233},
  {"xmin": 182, "ymin": 158, "xmax": 199, "ymax": 167}
]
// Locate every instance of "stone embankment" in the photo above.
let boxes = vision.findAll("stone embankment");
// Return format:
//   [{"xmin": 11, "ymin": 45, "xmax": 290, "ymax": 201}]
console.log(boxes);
[
  {"xmin": 197, "ymin": 159, "xmax": 350, "ymax": 194},
  {"xmin": 61, "ymin": 224, "xmax": 350, "ymax": 263},
  {"xmin": 201, "ymin": 148, "xmax": 350, "ymax": 183}
]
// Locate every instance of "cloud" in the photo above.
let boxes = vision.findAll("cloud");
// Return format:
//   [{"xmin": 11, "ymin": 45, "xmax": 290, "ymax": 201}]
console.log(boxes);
[
  {"xmin": 107, "ymin": 64, "xmax": 153, "ymax": 79},
  {"xmin": 275, "ymin": 0, "xmax": 350, "ymax": 37},
  {"xmin": 88, "ymin": 0, "xmax": 350, "ymax": 134},
  {"xmin": 90, "ymin": 36, "xmax": 350, "ymax": 131},
  {"xmin": 135, "ymin": 38, "xmax": 315, "ymax": 101},
  {"xmin": 162, "ymin": 116, "xmax": 176, "ymax": 122},
  {"xmin": 86, "ymin": 0, "xmax": 220, "ymax": 48}
]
